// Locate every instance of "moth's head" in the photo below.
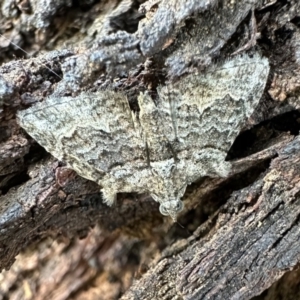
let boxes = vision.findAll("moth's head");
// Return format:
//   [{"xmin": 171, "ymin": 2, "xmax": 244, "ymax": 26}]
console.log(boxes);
[{"xmin": 159, "ymin": 199, "xmax": 184, "ymax": 222}]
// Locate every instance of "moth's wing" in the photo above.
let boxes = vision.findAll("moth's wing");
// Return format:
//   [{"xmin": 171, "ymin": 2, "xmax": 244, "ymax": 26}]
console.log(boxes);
[
  {"xmin": 156, "ymin": 54, "xmax": 270, "ymax": 179},
  {"xmin": 17, "ymin": 91, "xmax": 147, "ymax": 188},
  {"xmin": 137, "ymin": 92, "xmax": 177, "ymax": 162}
]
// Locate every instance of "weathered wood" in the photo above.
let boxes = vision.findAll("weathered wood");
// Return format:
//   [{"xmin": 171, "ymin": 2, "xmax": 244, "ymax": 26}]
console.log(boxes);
[
  {"xmin": 0, "ymin": 0, "xmax": 300, "ymax": 299},
  {"xmin": 122, "ymin": 136, "xmax": 300, "ymax": 299}
]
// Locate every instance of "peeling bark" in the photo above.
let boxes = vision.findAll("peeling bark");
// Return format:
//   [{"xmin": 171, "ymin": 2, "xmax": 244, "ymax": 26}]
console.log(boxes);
[
  {"xmin": 0, "ymin": 0, "xmax": 300, "ymax": 299},
  {"xmin": 123, "ymin": 136, "xmax": 300, "ymax": 300}
]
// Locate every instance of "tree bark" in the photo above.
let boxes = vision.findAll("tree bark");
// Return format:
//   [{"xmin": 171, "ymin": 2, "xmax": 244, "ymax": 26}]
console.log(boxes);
[{"xmin": 0, "ymin": 0, "xmax": 300, "ymax": 299}]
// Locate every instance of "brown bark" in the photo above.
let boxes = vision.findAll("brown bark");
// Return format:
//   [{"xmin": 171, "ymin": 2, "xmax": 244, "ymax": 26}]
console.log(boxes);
[{"xmin": 0, "ymin": 0, "xmax": 300, "ymax": 299}]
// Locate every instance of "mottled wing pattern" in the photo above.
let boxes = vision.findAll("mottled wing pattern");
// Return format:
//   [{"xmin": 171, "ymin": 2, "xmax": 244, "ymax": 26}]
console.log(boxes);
[
  {"xmin": 137, "ymin": 92, "xmax": 176, "ymax": 162},
  {"xmin": 17, "ymin": 54, "xmax": 269, "ymax": 219},
  {"xmin": 153, "ymin": 54, "xmax": 270, "ymax": 180},
  {"xmin": 18, "ymin": 91, "xmax": 147, "ymax": 184}
]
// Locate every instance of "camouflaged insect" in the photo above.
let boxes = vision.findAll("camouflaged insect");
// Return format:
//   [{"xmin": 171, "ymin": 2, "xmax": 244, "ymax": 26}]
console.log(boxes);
[{"xmin": 18, "ymin": 54, "xmax": 269, "ymax": 221}]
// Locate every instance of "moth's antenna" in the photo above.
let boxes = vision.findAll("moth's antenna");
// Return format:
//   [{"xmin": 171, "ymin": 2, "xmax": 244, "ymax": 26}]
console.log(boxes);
[
  {"xmin": 176, "ymin": 221, "xmax": 194, "ymax": 236},
  {"xmin": 176, "ymin": 220, "xmax": 184, "ymax": 228},
  {"xmin": 0, "ymin": 33, "xmax": 62, "ymax": 80}
]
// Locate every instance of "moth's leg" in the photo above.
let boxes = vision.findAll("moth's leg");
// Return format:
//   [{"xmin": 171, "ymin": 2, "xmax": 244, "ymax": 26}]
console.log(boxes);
[{"xmin": 101, "ymin": 187, "xmax": 117, "ymax": 206}]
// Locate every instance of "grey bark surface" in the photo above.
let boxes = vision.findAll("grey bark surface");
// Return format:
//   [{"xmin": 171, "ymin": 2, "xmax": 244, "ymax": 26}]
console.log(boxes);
[{"xmin": 0, "ymin": 0, "xmax": 300, "ymax": 299}]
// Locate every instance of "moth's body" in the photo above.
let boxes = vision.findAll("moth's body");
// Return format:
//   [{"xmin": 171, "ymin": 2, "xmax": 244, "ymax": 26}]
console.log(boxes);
[
  {"xmin": 101, "ymin": 159, "xmax": 188, "ymax": 220},
  {"xmin": 18, "ymin": 54, "xmax": 269, "ymax": 221}
]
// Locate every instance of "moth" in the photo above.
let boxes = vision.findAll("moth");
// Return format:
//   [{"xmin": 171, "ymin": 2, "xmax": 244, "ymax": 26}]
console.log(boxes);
[{"xmin": 18, "ymin": 54, "xmax": 269, "ymax": 221}]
